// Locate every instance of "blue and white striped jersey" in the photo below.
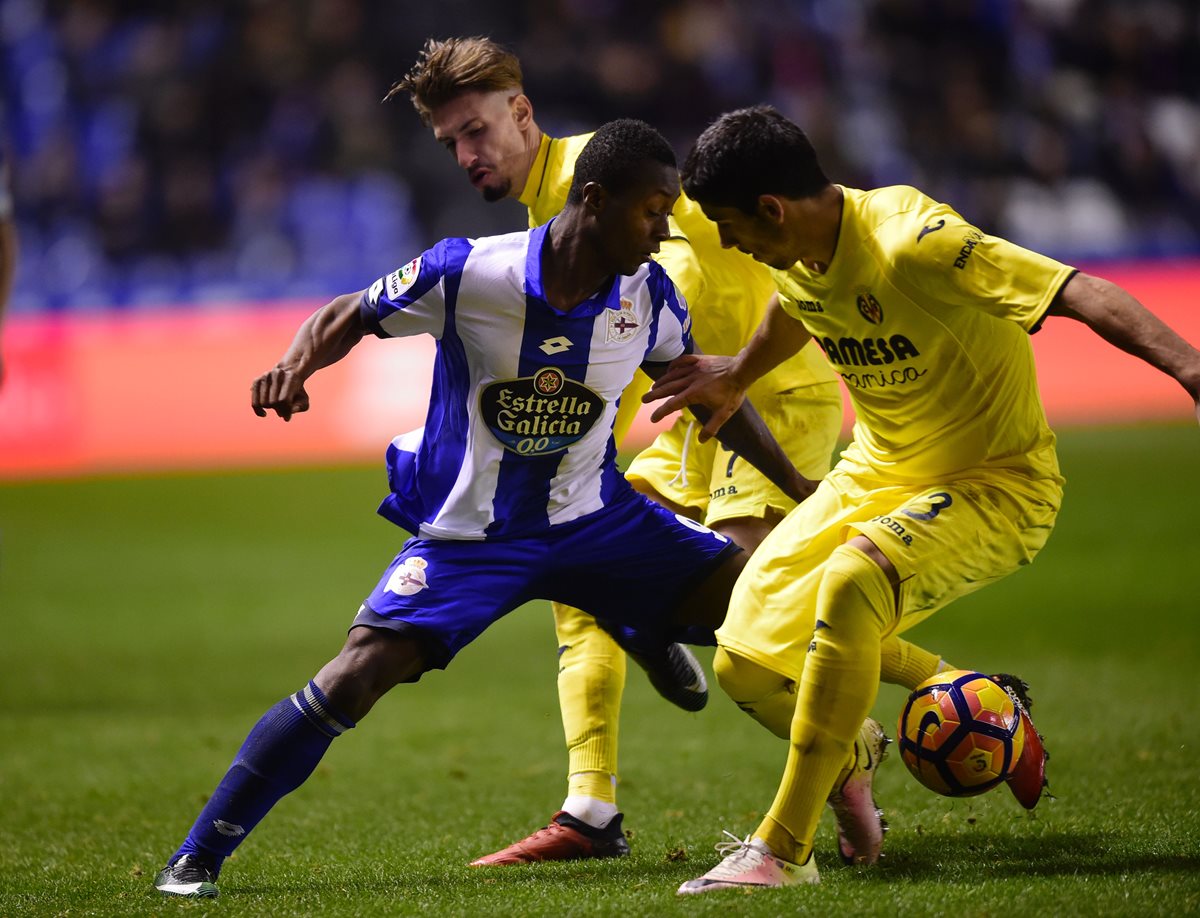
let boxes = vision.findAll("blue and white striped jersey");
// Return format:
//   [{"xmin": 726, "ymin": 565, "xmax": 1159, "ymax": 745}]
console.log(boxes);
[{"xmin": 360, "ymin": 220, "xmax": 694, "ymax": 541}]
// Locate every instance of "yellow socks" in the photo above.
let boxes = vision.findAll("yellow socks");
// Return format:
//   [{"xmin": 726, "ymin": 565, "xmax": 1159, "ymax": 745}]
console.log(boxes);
[
  {"xmin": 553, "ymin": 601, "xmax": 625, "ymax": 791},
  {"xmin": 757, "ymin": 544, "xmax": 894, "ymax": 863},
  {"xmin": 566, "ymin": 770, "xmax": 616, "ymax": 803},
  {"xmin": 880, "ymin": 635, "xmax": 947, "ymax": 691}
]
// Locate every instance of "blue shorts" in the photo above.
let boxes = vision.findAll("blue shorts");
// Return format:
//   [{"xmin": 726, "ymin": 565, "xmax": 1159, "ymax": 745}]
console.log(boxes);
[{"xmin": 354, "ymin": 490, "xmax": 740, "ymax": 672}]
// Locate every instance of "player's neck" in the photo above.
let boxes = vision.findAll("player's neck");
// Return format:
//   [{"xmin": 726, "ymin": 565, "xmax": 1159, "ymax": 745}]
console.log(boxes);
[
  {"xmin": 541, "ymin": 212, "xmax": 612, "ymax": 312},
  {"xmin": 507, "ymin": 125, "xmax": 544, "ymax": 201},
  {"xmin": 793, "ymin": 185, "xmax": 843, "ymax": 274}
]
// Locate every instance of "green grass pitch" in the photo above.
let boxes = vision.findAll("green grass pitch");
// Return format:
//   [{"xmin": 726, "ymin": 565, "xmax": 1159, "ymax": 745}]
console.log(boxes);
[{"xmin": 2, "ymin": 424, "xmax": 1198, "ymax": 916}]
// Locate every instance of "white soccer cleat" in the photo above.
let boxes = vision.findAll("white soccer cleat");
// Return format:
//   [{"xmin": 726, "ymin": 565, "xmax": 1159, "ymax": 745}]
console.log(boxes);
[{"xmin": 677, "ymin": 832, "xmax": 818, "ymax": 894}]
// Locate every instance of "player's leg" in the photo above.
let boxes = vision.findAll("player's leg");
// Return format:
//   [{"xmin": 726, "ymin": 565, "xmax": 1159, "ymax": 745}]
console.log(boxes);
[
  {"xmin": 701, "ymin": 385, "xmax": 946, "ymax": 691},
  {"xmin": 472, "ymin": 488, "xmax": 740, "ymax": 870},
  {"xmin": 708, "ymin": 464, "xmax": 893, "ymax": 868},
  {"xmin": 470, "ymin": 412, "xmax": 713, "ymax": 867},
  {"xmin": 469, "ymin": 602, "xmax": 632, "ymax": 866},
  {"xmin": 156, "ymin": 537, "xmax": 535, "ymax": 897},
  {"xmin": 684, "ymin": 476, "xmax": 1062, "ymax": 893},
  {"xmin": 682, "ymin": 471, "xmax": 899, "ymax": 893},
  {"xmin": 552, "ymin": 372, "xmax": 650, "ymax": 824},
  {"xmin": 554, "ymin": 604, "xmax": 623, "ymax": 824},
  {"xmin": 155, "ymin": 626, "xmax": 427, "ymax": 898},
  {"xmin": 881, "ymin": 634, "xmax": 952, "ymax": 690},
  {"xmin": 682, "ymin": 507, "xmax": 893, "ymax": 894},
  {"xmin": 748, "ymin": 538, "xmax": 895, "ymax": 868},
  {"xmin": 700, "ymin": 391, "xmax": 957, "ymax": 851},
  {"xmin": 712, "ymin": 645, "xmax": 795, "ymax": 738}
]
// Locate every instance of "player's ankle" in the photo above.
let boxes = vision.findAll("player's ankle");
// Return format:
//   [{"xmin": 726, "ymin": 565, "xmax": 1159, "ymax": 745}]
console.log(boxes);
[
  {"xmin": 561, "ymin": 795, "xmax": 619, "ymax": 830},
  {"xmin": 757, "ymin": 817, "xmax": 802, "ymax": 864}
]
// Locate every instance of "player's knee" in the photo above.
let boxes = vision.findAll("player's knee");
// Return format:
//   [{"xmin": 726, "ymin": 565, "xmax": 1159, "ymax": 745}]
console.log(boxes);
[
  {"xmin": 820, "ymin": 542, "xmax": 897, "ymax": 634},
  {"xmin": 714, "ymin": 647, "xmax": 796, "ymax": 739},
  {"xmin": 714, "ymin": 648, "xmax": 789, "ymax": 702},
  {"xmin": 317, "ymin": 627, "xmax": 429, "ymax": 719}
]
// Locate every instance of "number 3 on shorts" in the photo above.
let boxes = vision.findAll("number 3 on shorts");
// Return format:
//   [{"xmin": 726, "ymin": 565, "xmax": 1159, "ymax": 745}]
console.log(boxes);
[{"xmin": 901, "ymin": 491, "xmax": 953, "ymax": 522}]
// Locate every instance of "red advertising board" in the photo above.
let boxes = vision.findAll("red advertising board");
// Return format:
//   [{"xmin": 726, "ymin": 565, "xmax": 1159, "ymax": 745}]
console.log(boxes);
[{"xmin": 1, "ymin": 261, "xmax": 1196, "ymax": 480}]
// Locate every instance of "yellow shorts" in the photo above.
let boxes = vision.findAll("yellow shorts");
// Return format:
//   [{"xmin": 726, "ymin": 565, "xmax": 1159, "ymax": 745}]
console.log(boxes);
[
  {"xmin": 716, "ymin": 460, "xmax": 1063, "ymax": 682},
  {"xmin": 626, "ymin": 383, "xmax": 842, "ymax": 527}
]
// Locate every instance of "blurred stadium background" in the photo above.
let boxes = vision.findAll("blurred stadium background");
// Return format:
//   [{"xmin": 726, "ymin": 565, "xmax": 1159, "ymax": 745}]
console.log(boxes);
[{"xmin": 1, "ymin": 0, "xmax": 1198, "ymax": 477}]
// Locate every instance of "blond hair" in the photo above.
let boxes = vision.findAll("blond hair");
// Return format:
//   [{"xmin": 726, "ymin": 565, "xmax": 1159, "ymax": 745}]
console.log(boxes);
[{"xmin": 386, "ymin": 37, "xmax": 524, "ymax": 124}]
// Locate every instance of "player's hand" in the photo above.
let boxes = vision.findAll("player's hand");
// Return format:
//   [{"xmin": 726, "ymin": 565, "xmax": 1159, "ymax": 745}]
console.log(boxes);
[
  {"xmin": 643, "ymin": 354, "xmax": 747, "ymax": 441},
  {"xmin": 251, "ymin": 366, "xmax": 310, "ymax": 421}
]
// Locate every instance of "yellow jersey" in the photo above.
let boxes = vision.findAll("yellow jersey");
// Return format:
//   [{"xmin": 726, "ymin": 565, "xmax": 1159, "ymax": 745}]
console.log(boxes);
[
  {"xmin": 518, "ymin": 133, "xmax": 836, "ymax": 400},
  {"xmin": 771, "ymin": 185, "xmax": 1075, "ymax": 484}
]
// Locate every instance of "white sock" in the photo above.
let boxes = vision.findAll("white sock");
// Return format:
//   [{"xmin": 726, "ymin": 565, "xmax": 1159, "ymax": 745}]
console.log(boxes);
[{"xmin": 561, "ymin": 794, "xmax": 619, "ymax": 829}]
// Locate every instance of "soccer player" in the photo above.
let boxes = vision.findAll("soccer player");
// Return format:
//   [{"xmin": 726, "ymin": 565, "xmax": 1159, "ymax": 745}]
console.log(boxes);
[
  {"xmin": 0, "ymin": 145, "xmax": 16, "ymax": 386},
  {"xmin": 152, "ymin": 119, "xmax": 816, "ymax": 900},
  {"xmin": 392, "ymin": 37, "xmax": 958, "ymax": 867},
  {"xmin": 642, "ymin": 105, "xmax": 1200, "ymax": 894}
]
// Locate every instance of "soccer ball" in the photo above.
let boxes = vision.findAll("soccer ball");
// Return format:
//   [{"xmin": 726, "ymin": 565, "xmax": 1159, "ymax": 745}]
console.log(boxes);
[{"xmin": 896, "ymin": 670, "xmax": 1025, "ymax": 797}]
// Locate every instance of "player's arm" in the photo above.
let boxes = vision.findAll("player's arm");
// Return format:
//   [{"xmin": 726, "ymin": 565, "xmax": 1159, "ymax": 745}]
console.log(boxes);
[
  {"xmin": 644, "ymin": 293, "xmax": 813, "ymax": 435},
  {"xmin": 640, "ymin": 352, "xmax": 818, "ymax": 505},
  {"xmin": 252, "ymin": 291, "xmax": 368, "ymax": 421},
  {"xmin": 1048, "ymin": 272, "xmax": 1200, "ymax": 424}
]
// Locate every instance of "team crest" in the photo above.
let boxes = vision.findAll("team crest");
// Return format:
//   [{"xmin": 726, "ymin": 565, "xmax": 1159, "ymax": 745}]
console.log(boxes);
[
  {"xmin": 534, "ymin": 367, "xmax": 565, "ymax": 395},
  {"xmin": 386, "ymin": 556, "xmax": 429, "ymax": 596},
  {"xmin": 606, "ymin": 300, "xmax": 640, "ymax": 343},
  {"xmin": 385, "ymin": 256, "xmax": 422, "ymax": 300},
  {"xmin": 856, "ymin": 292, "xmax": 884, "ymax": 325}
]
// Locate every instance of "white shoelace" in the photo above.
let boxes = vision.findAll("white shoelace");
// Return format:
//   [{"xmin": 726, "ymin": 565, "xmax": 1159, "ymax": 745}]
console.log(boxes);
[{"xmin": 704, "ymin": 831, "xmax": 767, "ymax": 879}]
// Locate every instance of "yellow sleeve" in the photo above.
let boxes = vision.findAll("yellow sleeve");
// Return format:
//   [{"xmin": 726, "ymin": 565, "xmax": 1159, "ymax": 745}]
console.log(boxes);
[{"xmin": 888, "ymin": 206, "xmax": 1075, "ymax": 332}]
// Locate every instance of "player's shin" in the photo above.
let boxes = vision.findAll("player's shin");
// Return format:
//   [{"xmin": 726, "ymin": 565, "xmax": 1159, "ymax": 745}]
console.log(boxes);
[
  {"xmin": 756, "ymin": 545, "xmax": 892, "ymax": 864},
  {"xmin": 554, "ymin": 603, "xmax": 624, "ymax": 816},
  {"xmin": 169, "ymin": 680, "xmax": 355, "ymax": 872},
  {"xmin": 880, "ymin": 635, "xmax": 949, "ymax": 692}
]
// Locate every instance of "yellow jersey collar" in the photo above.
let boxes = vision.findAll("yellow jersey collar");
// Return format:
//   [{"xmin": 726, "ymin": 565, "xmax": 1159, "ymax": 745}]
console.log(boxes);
[{"xmin": 518, "ymin": 133, "xmax": 554, "ymax": 210}]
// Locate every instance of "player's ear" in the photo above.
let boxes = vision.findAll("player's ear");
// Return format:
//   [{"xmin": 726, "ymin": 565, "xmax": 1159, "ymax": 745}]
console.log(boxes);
[
  {"xmin": 581, "ymin": 181, "xmax": 607, "ymax": 214},
  {"xmin": 755, "ymin": 194, "xmax": 786, "ymax": 226},
  {"xmin": 510, "ymin": 93, "xmax": 534, "ymax": 128}
]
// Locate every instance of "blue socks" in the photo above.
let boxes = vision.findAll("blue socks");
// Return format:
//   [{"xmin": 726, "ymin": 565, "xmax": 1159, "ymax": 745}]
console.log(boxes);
[{"xmin": 172, "ymin": 681, "xmax": 355, "ymax": 873}]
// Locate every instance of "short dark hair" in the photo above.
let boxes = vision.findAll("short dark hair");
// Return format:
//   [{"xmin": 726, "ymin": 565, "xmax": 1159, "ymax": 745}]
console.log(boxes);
[
  {"xmin": 387, "ymin": 37, "xmax": 523, "ymax": 125},
  {"xmin": 566, "ymin": 119, "xmax": 677, "ymax": 205},
  {"xmin": 682, "ymin": 105, "xmax": 830, "ymax": 212}
]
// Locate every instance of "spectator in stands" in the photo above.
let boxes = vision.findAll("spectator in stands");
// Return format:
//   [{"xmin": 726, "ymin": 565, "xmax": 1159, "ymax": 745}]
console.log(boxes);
[{"xmin": 0, "ymin": 0, "xmax": 1195, "ymax": 312}]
